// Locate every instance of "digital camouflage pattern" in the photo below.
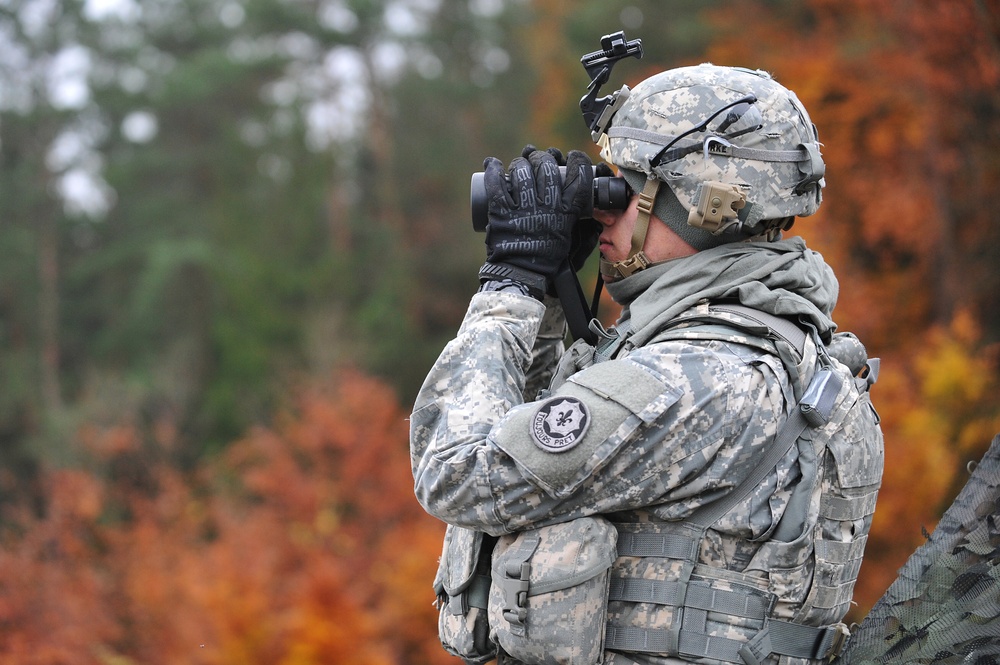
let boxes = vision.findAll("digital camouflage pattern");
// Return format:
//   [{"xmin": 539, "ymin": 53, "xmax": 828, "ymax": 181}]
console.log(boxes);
[
  {"xmin": 489, "ymin": 516, "xmax": 618, "ymax": 665},
  {"xmin": 433, "ymin": 525, "xmax": 496, "ymax": 663},
  {"xmin": 600, "ymin": 63, "xmax": 825, "ymax": 222},
  {"xmin": 411, "ymin": 235, "xmax": 886, "ymax": 664}
]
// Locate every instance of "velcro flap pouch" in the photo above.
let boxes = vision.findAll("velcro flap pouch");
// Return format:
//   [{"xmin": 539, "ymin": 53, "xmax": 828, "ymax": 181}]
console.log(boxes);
[
  {"xmin": 434, "ymin": 524, "xmax": 497, "ymax": 663},
  {"xmin": 489, "ymin": 516, "xmax": 618, "ymax": 665}
]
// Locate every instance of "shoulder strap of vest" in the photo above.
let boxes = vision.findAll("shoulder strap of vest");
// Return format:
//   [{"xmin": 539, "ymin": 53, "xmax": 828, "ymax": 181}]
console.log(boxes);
[
  {"xmin": 707, "ymin": 303, "xmax": 808, "ymax": 357},
  {"xmin": 652, "ymin": 302, "xmax": 809, "ymax": 358},
  {"xmin": 651, "ymin": 302, "xmax": 826, "ymax": 406},
  {"xmin": 688, "ymin": 405, "xmax": 813, "ymax": 531}
]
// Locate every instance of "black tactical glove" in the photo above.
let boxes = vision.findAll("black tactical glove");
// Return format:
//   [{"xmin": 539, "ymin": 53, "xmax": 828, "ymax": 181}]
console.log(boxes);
[
  {"xmin": 543, "ymin": 148, "xmax": 603, "ymax": 273},
  {"xmin": 481, "ymin": 145, "xmax": 594, "ymax": 297}
]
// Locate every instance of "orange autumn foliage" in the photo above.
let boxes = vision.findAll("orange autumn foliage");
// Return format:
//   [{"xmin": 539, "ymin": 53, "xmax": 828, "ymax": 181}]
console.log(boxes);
[{"xmin": 0, "ymin": 371, "xmax": 450, "ymax": 665}]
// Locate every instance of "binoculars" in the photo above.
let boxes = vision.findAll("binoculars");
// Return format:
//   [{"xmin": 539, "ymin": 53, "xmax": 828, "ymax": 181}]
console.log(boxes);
[{"xmin": 470, "ymin": 166, "xmax": 633, "ymax": 231}]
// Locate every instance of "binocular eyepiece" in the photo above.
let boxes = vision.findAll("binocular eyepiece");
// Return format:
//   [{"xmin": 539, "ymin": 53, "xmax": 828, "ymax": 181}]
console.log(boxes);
[{"xmin": 470, "ymin": 166, "xmax": 633, "ymax": 231}]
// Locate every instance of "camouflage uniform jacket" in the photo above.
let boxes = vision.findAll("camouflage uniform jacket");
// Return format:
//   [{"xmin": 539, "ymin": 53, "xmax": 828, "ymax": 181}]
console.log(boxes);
[{"xmin": 411, "ymin": 238, "xmax": 883, "ymax": 665}]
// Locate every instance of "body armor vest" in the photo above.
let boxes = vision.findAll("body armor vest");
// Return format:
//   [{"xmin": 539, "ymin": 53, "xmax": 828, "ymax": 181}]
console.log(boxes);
[{"xmin": 596, "ymin": 304, "xmax": 883, "ymax": 665}]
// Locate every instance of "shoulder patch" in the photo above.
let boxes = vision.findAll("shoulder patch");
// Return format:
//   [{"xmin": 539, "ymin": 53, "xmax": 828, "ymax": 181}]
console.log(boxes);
[
  {"xmin": 490, "ymin": 358, "xmax": 681, "ymax": 498},
  {"xmin": 531, "ymin": 397, "xmax": 591, "ymax": 453}
]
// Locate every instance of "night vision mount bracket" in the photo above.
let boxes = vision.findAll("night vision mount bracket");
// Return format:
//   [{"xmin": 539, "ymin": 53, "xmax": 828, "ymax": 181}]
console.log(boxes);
[{"xmin": 579, "ymin": 31, "xmax": 643, "ymax": 139}]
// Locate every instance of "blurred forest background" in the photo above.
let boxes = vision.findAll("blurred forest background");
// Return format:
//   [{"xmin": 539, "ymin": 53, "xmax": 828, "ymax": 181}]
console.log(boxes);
[{"xmin": 1, "ymin": 0, "xmax": 999, "ymax": 662}]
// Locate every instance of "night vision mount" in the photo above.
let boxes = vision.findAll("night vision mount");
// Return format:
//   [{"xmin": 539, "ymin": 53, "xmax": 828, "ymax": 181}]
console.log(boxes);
[{"xmin": 579, "ymin": 31, "xmax": 643, "ymax": 139}]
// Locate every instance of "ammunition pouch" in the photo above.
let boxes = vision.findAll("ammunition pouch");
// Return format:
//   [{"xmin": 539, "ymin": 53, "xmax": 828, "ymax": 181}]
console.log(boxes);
[
  {"xmin": 489, "ymin": 516, "xmax": 618, "ymax": 665},
  {"xmin": 434, "ymin": 525, "xmax": 498, "ymax": 664}
]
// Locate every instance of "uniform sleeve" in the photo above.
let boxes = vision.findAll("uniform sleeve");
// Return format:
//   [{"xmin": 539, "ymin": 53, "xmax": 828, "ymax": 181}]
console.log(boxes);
[
  {"xmin": 410, "ymin": 295, "xmax": 791, "ymax": 536},
  {"xmin": 410, "ymin": 290, "xmax": 545, "ymax": 531},
  {"xmin": 523, "ymin": 294, "xmax": 568, "ymax": 402}
]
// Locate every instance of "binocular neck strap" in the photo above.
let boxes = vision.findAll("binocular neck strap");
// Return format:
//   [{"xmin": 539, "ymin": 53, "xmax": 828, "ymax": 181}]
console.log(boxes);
[{"xmin": 600, "ymin": 177, "xmax": 661, "ymax": 280}]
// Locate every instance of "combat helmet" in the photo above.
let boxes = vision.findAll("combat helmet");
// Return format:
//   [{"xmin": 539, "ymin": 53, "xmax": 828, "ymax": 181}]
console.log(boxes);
[{"xmin": 592, "ymin": 63, "xmax": 826, "ymax": 279}]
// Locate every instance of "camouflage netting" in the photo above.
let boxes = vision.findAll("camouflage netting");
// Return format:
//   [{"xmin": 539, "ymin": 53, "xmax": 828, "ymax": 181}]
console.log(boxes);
[{"xmin": 836, "ymin": 434, "xmax": 1000, "ymax": 664}]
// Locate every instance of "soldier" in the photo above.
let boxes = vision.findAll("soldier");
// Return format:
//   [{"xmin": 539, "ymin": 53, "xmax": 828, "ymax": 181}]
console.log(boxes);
[{"xmin": 411, "ymin": 63, "xmax": 884, "ymax": 665}]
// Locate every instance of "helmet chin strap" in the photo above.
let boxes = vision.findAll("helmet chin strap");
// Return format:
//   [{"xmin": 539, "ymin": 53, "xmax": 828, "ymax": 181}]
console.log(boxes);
[{"xmin": 599, "ymin": 177, "xmax": 661, "ymax": 280}]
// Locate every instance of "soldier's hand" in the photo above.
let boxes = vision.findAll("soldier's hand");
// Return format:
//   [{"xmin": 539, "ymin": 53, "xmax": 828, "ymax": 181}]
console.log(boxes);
[{"xmin": 481, "ymin": 145, "xmax": 594, "ymax": 295}]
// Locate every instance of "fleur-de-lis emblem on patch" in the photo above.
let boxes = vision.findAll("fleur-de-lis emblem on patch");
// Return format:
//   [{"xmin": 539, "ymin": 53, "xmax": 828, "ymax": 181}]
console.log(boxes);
[{"xmin": 531, "ymin": 397, "xmax": 591, "ymax": 453}]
